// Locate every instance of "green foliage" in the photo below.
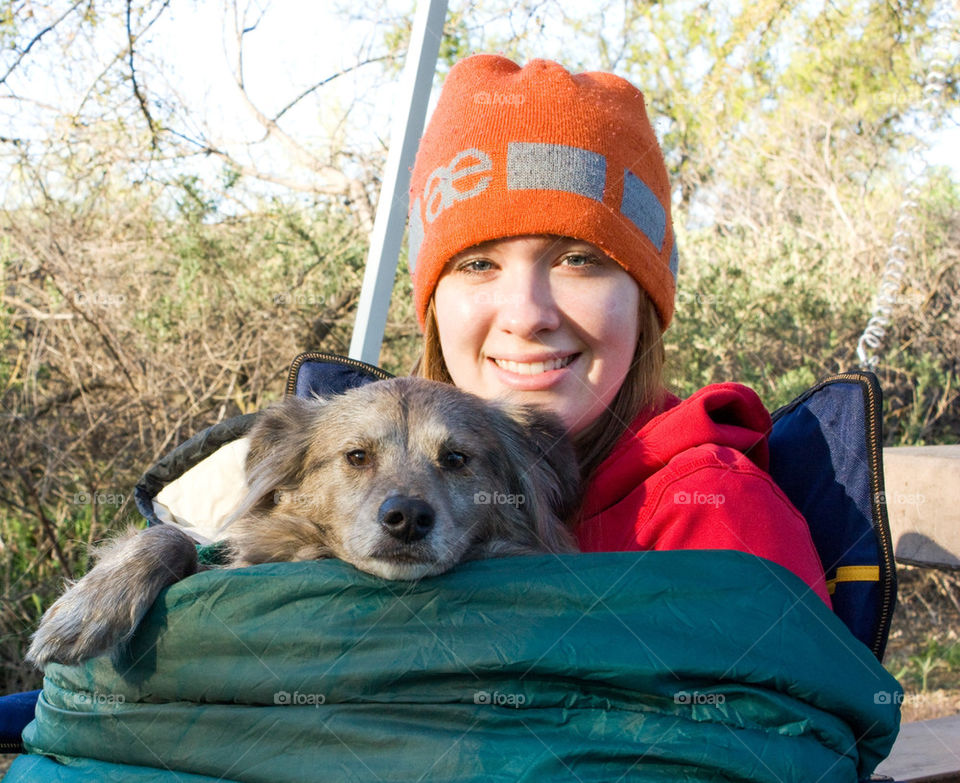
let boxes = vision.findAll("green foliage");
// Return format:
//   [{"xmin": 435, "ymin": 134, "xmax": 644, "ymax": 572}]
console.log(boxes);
[
  {"xmin": 912, "ymin": 642, "xmax": 947, "ymax": 692},
  {"xmin": 380, "ymin": 4, "xmax": 472, "ymax": 78},
  {"xmin": 437, "ymin": 9, "xmax": 471, "ymax": 66},
  {"xmin": 889, "ymin": 636, "xmax": 960, "ymax": 693},
  {"xmin": 664, "ymin": 220, "xmax": 865, "ymax": 409},
  {"xmin": 0, "ymin": 1, "xmax": 14, "ymax": 42},
  {"xmin": 0, "ymin": 489, "xmax": 129, "ymax": 693},
  {"xmin": 619, "ymin": 0, "xmax": 952, "ymax": 201},
  {"xmin": 878, "ymin": 171, "xmax": 960, "ymax": 445},
  {"xmin": 662, "ymin": 163, "xmax": 958, "ymax": 437},
  {"xmin": 0, "ymin": 185, "xmax": 380, "ymax": 691}
]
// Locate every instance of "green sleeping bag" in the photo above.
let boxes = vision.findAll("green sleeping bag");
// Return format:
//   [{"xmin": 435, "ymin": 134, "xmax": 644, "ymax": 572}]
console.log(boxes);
[{"xmin": 7, "ymin": 551, "xmax": 901, "ymax": 782}]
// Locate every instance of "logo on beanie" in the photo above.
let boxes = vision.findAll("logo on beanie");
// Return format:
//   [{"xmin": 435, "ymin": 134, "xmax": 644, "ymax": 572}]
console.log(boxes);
[
  {"xmin": 473, "ymin": 91, "xmax": 525, "ymax": 107},
  {"xmin": 409, "ymin": 148, "xmax": 493, "ymax": 269},
  {"xmin": 422, "ymin": 148, "xmax": 493, "ymax": 223}
]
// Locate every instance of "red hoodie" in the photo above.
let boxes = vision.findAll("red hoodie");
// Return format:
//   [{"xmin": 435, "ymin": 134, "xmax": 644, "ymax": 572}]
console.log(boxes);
[{"xmin": 576, "ymin": 383, "xmax": 832, "ymax": 607}]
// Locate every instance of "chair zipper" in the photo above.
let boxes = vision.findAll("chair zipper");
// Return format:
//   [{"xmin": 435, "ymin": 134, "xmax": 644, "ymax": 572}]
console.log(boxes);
[{"xmin": 284, "ymin": 351, "xmax": 393, "ymax": 398}]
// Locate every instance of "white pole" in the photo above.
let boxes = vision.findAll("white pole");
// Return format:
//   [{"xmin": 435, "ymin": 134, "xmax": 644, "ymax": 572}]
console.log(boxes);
[{"xmin": 348, "ymin": 0, "xmax": 448, "ymax": 365}]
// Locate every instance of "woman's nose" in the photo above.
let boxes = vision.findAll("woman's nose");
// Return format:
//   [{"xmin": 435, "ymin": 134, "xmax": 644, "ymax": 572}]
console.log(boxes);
[{"xmin": 492, "ymin": 272, "xmax": 561, "ymax": 336}]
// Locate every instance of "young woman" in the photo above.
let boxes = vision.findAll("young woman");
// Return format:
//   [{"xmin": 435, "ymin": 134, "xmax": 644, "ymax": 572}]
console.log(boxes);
[{"xmin": 408, "ymin": 54, "xmax": 831, "ymax": 606}]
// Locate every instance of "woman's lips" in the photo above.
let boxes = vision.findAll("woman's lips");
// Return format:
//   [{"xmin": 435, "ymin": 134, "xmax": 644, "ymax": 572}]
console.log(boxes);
[
  {"xmin": 487, "ymin": 353, "xmax": 581, "ymax": 390},
  {"xmin": 492, "ymin": 355, "xmax": 576, "ymax": 375}
]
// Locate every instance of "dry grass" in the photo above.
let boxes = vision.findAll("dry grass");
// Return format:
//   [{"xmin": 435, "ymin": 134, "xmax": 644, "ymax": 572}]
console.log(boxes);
[{"xmin": 886, "ymin": 566, "xmax": 960, "ymax": 722}]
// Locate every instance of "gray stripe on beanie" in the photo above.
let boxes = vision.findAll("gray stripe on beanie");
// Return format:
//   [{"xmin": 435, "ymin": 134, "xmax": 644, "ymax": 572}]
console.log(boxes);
[
  {"xmin": 621, "ymin": 170, "xmax": 666, "ymax": 251},
  {"xmin": 669, "ymin": 242, "xmax": 679, "ymax": 280},
  {"xmin": 506, "ymin": 142, "xmax": 606, "ymax": 201}
]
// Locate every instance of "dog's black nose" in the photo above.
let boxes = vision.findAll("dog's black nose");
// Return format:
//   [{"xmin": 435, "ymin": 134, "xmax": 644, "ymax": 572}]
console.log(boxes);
[{"xmin": 378, "ymin": 496, "xmax": 435, "ymax": 542}]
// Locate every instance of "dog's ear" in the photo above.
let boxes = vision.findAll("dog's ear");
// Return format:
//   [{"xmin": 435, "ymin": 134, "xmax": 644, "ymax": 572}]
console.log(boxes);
[
  {"xmin": 245, "ymin": 396, "xmax": 323, "ymax": 473},
  {"xmin": 491, "ymin": 402, "xmax": 581, "ymax": 552},
  {"xmin": 222, "ymin": 397, "xmax": 324, "ymax": 528}
]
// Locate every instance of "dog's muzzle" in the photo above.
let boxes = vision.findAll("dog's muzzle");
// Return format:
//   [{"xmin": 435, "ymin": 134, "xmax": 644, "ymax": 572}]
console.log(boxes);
[{"xmin": 378, "ymin": 496, "xmax": 435, "ymax": 543}]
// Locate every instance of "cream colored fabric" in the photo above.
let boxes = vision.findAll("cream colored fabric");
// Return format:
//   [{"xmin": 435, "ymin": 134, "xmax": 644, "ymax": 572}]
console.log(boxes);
[{"xmin": 153, "ymin": 437, "xmax": 251, "ymax": 544}]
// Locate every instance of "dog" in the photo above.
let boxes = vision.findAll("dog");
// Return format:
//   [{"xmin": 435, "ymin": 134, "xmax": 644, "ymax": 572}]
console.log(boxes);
[{"xmin": 27, "ymin": 377, "xmax": 580, "ymax": 670}]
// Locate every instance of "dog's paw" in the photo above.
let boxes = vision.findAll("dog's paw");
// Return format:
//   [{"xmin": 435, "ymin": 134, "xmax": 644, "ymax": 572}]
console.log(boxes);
[
  {"xmin": 26, "ymin": 525, "xmax": 199, "ymax": 670},
  {"xmin": 26, "ymin": 589, "xmax": 127, "ymax": 669}
]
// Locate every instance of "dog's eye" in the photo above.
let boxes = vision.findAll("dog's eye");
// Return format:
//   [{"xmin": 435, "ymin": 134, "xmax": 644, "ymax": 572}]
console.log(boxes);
[
  {"xmin": 439, "ymin": 450, "xmax": 469, "ymax": 471},
  {"xmin": 345, "ymin": 449, "xmax": 370, "ymax": 467}
]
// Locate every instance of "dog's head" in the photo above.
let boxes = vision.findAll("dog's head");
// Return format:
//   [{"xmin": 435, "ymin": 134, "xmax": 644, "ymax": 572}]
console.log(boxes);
[{"xmin": 224, "ymin": 377, "xmax": 580, "ymax": 579}]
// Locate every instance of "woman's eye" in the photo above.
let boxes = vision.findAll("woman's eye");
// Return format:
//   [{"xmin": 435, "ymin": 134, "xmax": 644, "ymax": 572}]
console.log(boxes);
[
  {"xmin": 345, "ymin": 449, "xmax": 370, "ymax": 467},
  {"xmin": 561, "ymin": 253, "xmax": 599, "ymax": 268},
  {"xmin": 456, "ymin": 258, "xmax": 494, "ymax": 274},
  {"xmin": 439, "ymin": 450, "xmax": 469, "ymax": 470}
]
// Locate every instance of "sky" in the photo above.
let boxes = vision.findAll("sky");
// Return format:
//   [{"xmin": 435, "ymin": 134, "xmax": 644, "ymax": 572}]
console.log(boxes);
[{"xmin": 152, "ymin": 2, "xmax": 384, "ymax": 144}]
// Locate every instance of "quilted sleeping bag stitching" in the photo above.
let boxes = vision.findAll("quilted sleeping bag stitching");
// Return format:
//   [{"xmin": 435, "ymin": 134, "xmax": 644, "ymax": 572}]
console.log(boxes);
[{"xmin": 8, "ymin": 551, "xmax": 901, "ymax": 782}]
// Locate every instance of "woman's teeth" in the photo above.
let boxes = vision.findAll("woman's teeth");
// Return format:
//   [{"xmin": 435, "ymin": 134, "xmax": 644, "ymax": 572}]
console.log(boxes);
[{"xmin": 493, "ymin": 355, "xmax": 575, "ymax": 375}]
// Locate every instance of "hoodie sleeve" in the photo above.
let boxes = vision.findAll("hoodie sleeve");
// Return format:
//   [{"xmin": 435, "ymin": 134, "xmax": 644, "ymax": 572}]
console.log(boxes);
[{"xmin": 636, "ymin": 445, "xmax": 832, "ymax": 607}]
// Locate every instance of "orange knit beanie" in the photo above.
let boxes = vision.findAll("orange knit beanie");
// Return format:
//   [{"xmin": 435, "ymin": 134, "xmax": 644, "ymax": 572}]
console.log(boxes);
[{"xmin": 408, "ymin": 54, "xmax": 678, "ymax": 330}]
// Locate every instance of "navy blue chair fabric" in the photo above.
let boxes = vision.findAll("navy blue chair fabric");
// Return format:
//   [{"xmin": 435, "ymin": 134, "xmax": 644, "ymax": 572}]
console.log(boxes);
[
  {"xmin": 769, "ymin": 371, "xmax": 896, "ymax": 661},
  {"xmin": 0, "ymin": 690, "xmax": 41, "ymax": 754}
]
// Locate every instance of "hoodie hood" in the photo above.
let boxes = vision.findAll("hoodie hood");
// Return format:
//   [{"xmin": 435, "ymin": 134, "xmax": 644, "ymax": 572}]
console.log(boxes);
[{"xmin": 581, "ymin": 383, "xmax": 773, "ymax": 521}]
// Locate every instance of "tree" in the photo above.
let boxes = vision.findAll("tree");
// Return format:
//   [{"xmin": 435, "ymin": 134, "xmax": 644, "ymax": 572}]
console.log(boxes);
[{"xmin": 0, "ymin": 0, "xmax": 409, "ymax": 222}]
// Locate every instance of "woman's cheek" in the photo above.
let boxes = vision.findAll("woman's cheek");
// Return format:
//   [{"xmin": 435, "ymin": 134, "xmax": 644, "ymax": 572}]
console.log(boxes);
[
  {"xmin": 565, "ymin": 278, "xmax": 637, "ymax": 341},
  {"xmin": 435, "ymin": 279, "xmax": 488, "ymax": 380},
  {"xmin": 602, "ymin": 293, "xmax": 639, "ymax": 342},
  {"xmin": 437, "ymin": 277, "xmax": 479, "ymax": 322}
]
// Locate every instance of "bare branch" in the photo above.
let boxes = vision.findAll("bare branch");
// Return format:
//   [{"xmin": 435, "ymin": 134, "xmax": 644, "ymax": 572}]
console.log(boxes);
[
  {"xmin": 16, "ymin": 468, "xmax": 71, "ymax": 576},
  {"xmin": 126, "ymin": 0, "xmax": 171, "ymax": 150},
  {"xmin": 39, "ymin": 251, "xmax": 144, "ymax": 397},
  {"xmin": 217, "ymin": 3, "xmax": 377, "ymax": 228},
  {"xmin": 272, "ymin": 55, "xmax": 394, "ymax": 124},
  {"xmin": 0, "ymin": 0, "xmax": 86, "ymax": 88},
  {"xmin": 240, "ymin": 0, "xmax": 270, "ymax": 36},
  {"xmin": 74, "ymin": 0, "xmax": 174, "ymax": 119},
  {"xmin": 167, "ymin": 127, "xmax": 371, "ymax": 201}
]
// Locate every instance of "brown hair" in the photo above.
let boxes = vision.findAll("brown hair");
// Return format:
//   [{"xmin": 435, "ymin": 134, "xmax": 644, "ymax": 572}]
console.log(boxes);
[{"xmin": 410, "ymin": 290, "xmax": 665, "ymax": 485}]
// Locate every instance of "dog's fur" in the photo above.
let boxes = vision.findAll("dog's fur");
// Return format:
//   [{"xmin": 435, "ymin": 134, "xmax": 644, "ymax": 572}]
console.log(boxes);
[{"xmin": 27, "ymin": 377, "xmax": 580, "ymax": 670}]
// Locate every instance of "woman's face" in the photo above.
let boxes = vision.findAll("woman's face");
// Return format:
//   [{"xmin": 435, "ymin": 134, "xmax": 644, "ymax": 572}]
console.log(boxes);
[{"xmin": 433, "ymin": 235, "xmax": 641, "ymax": 435}]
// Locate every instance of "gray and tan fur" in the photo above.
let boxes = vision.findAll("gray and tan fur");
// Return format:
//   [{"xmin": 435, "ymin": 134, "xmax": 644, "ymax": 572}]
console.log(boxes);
[{"xmin": 27, "ymin": 377, "xmax": 580, "ymax": 670}]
